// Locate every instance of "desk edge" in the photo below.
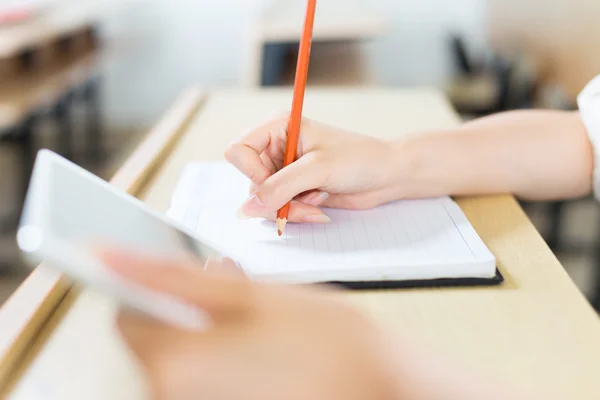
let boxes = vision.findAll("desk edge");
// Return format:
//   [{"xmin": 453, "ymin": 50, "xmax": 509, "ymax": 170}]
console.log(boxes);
[{"xmin": 0, "ymin": 86, "xmax": 206, "ymax": 392}]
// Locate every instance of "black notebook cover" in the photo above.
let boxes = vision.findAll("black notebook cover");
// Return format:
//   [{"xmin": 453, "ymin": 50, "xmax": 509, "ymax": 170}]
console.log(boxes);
[{"xmin": 326, "ymin": 268, "xmax": 504, "ymax": 290}]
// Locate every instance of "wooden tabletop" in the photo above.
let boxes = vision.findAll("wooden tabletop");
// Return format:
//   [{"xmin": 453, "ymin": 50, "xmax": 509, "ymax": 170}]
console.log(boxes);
[{"xmin": 3, "ymin": 88, "xmax": 600, "ymax": 399}]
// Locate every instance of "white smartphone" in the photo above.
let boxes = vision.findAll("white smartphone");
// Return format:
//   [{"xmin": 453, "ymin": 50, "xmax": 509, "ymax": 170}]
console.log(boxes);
[{"xmin": 17, "ymin": 150, "xmax": 239, "ymax": 330}]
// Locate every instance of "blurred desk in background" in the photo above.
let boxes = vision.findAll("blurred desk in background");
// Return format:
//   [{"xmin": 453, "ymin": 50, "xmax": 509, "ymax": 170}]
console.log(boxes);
[
  {"xmin": 486, "ymin": 0, "xmax": 600, "ymax": 102},
  {"xmin": 0, "ymin": 0, "xmax": 124, "ymax": 59},
  {"xmin": 0, "ymin": 0, "xmax": 127, "ymax": 158},
  {"xmin": 2, "ymin": 87, "xmax": 600, "ymax": 399},
  {"xmin": 0, "ymin": 0, "xmax": 129, "ymax": 247},
  {"xmin": 245, "ymin": 0, "xmax": 388, "ymax": 87}
]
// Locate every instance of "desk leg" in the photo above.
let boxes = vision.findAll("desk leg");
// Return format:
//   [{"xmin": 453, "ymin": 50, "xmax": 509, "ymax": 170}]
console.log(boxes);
[
  {"xmin": 592, "ymin": 283, "xmax": 600, "ymax": 311},
  {"xmin": 84, "ymin": 78, "xmax": 104, "ymax": 163},
  {"xmin": 591, "ymin": 219, "xmax": 600, "ymax": 311},
  {"xmin": 0, "ymin": 117, "xmax": 36, "ymax": 235},
  {"xmin": 546, "ymin": 201, "xmax": 564, "ymax": 251},
  {"xmin": 18, "ymin": 116, "xmax": 36, "ymax": 215},
  {"xmin": 0, "ymin": 117, "xmax": 36, "ymax": 271},
  {"xmin": 0, "ymin": 128, "xmax": 18, "ymax": 236},
  {"xmin": 55, "ymin": 96, "xmax": 74, "ymax": 161}
]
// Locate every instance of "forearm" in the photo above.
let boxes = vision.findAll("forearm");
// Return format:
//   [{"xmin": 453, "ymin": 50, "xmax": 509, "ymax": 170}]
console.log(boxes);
[{"xmin": 397, "ymin": 110, "xmax": 593, "ymax": 201}]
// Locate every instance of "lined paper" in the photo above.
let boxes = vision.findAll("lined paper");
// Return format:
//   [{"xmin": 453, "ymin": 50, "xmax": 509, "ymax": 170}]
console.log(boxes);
[{"xmin": 167, "ymin": 163, "xmax": 496, "ymax": 283}]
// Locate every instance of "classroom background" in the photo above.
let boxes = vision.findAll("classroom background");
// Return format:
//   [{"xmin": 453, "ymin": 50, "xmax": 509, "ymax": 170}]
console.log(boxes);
[{"xmin": 1, "ymin": 0, "xmax": 600, "ymax": 306}]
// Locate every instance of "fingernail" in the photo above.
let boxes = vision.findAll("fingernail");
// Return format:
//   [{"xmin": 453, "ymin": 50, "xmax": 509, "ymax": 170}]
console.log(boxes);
[
  {"xmin": 304, "ymin": 191, "xmax": 329, "ymax": 206},
  {"xmin": 302, "ymin": 214, "xmax": 332, "ymax": 223}
]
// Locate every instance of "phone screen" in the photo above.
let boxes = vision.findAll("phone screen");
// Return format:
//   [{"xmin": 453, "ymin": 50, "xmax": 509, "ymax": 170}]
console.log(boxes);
[
  {"xmin": 16, "ymin": 151, "xmax": 234, "ymax": 329},
  {"xmin": 18, "ymin": 150, "xmax": 234, "ymax": 273}
]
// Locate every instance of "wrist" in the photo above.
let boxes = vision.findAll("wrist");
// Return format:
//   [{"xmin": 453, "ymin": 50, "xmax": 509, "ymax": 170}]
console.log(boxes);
[{"xmin": 386, "ymin": 132, "xmax": 462, "ymax": 199}]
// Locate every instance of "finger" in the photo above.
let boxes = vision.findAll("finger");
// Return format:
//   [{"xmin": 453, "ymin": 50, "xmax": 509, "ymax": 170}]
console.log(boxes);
[
  {"xmin": 322, "ymin": 190, "xmax": 395, "ymax": 210},
  {"xmin": 204, "ymin": 257, "xmax": 246, "ymax": 278},
  {"xmin": 99, "ymin": 249, "xmax": 254, "ymax": 321},
  {"xmin": 225, "ymin": 116, "xmax": 288, "ymax": 185},
  {"xmin": 241, "ymin": 189, "xmax": 329, "ymax": 215},
  {"xmin": 248, "ymin": 186, "xmax": 329, "ymax": 209},
  {"xmin": 260, "ymin": 151, "xmax": 279, "ymax": 176},
  {"xmin": 116, "ymin": 309, "xmax": 180, "ymax": 361},
  {"xmin": 254, "ymin": 154, "xmax": 328, "ymax": 210},
  {"xmin": 239, "ymin": 198, "xmax": 331, "ymax": 223},
  {"xmin": 295, "ymin": 190, "xmax": 329, "ymax": 207}
]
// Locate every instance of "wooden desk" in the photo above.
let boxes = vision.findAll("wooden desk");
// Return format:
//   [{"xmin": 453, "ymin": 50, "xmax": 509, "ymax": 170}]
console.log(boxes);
[
  {"xmin": 2, "ymin": 88, "xmax": 600, "ymax": 399},
  {"xmin": 487, "ymin": 0, "xmax": 600, "ymax": 101},
  {"xmin": 0, "ymin": 0, "xmax": 123, "ymax": 233},
  {"xmin": 0, "ymin": 0, "xmax": 122, "ymax": 59},
  {"xmin": 0, "ymin": 0, "xmax": 126, "ymax": 134},
  {"xmin": 245, "ymin": 0, "xmax": 387, "ymax": 86},
  {"xmin": 0, "ymin": 0, "xmax": 133, "ymax": 242},
  {"xmin": 0, "ymin": 51, "xmax": 100, "ymax": 133},
  {"xmin": 0, "ymin": 50, "xmax": 103, "ymax": 240}
]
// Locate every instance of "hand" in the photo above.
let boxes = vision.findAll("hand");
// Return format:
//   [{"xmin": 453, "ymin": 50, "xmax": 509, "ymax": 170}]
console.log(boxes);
[
  {"xmin": 102, "ymin": 250, "xmax": 525, "ymax": 400},
  {"xmin": 102, "ymin": 250, "xmax": 403, "ymax": 400},
  {"xmin": 225, "ymin": 113, "xmax": 405, "ymax": 223}
]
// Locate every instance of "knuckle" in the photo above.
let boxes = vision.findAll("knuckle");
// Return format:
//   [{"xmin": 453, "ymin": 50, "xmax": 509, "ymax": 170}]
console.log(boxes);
[
  {"xmin": 299, "ymin": 115, "xmax": 312, "ymax": 131},
  {"xmin": 223, "ymin": 143, "xmax": 238, "ymax": 163},
  {"xmin": 115, "ymin": 312, "xmax": 131, "ymax": 335},
  {"xmin": 257, "ymin": 187, "xmax": 278, "ymax": 209},
  {"xmin": 247, "ymin": 169, "xmax": 259, "ymax": 183},
  {"xmin": 314, "ymin": 152, "xmax": 329, "ymax": 166},
  {"xmin": 305, "ymin": 152, "xmax": 331, "ymax": 184},
  {"xmin": 248, "ymin": 168, "xmax": 269, "ymax": 185},
  {"xmin": 303, "ymin": 151, "xmax": 323, "ymax": 166},
  {"xmin": 271, "ymin": 109, "xmax": 291, "ymax": 120}
]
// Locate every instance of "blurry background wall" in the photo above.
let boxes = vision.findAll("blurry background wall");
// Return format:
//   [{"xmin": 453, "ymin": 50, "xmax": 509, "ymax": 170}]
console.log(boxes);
[{"xmin": 101, "ymin": 0, "xmax": 487, "ymax": 130}]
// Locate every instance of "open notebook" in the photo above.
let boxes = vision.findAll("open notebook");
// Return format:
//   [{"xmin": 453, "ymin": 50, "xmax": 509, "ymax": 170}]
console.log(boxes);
[{"xmin": 166, "ymin": 163, "xmax": 501, "ymax": 288}]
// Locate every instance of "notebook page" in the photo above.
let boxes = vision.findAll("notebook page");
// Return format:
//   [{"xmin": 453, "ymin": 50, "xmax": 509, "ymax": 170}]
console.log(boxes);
[{"xmin": 167, "ymin": 163, "xmax": 496, "ymax": 283}]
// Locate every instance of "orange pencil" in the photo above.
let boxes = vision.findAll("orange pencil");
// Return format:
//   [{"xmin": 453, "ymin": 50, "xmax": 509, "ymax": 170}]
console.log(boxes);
[{"xmin": 277, "ymin": 0, "xmax": 317, "ymax": 236}]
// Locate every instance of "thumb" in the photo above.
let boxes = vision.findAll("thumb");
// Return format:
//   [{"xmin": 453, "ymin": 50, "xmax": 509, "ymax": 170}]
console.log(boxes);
[
  {"xmin": 99, "ymin": 248, "xmax": 254, "ymax": 322},
  {"xmin": 253, "ymin": 153, "xmax": 327, "ymax": 211}
]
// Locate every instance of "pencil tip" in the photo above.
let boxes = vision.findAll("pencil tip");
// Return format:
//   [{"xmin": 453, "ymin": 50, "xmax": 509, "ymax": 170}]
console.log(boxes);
[{"xmin": 277, "ymin": 218, "xmax": 287, "ymax": 236}]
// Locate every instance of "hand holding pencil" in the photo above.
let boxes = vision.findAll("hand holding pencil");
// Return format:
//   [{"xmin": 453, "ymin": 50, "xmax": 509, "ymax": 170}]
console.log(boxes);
[
  {"xmin": 225, "ymin": 115, "xmax": 400, "ymax": 225},
  {"xmin": 276, "ymin": 0, "xmax": 318, "ymax": 236},
  {"xmin": 225, "ymin": 0, "xmax": 408, "ymax": 232}
]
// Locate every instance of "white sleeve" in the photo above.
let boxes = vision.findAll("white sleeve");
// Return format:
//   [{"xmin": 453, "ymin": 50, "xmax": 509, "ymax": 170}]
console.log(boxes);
[{"xmin": 577, "ymin": 75, "xmax": 600, "ymax": 201}]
